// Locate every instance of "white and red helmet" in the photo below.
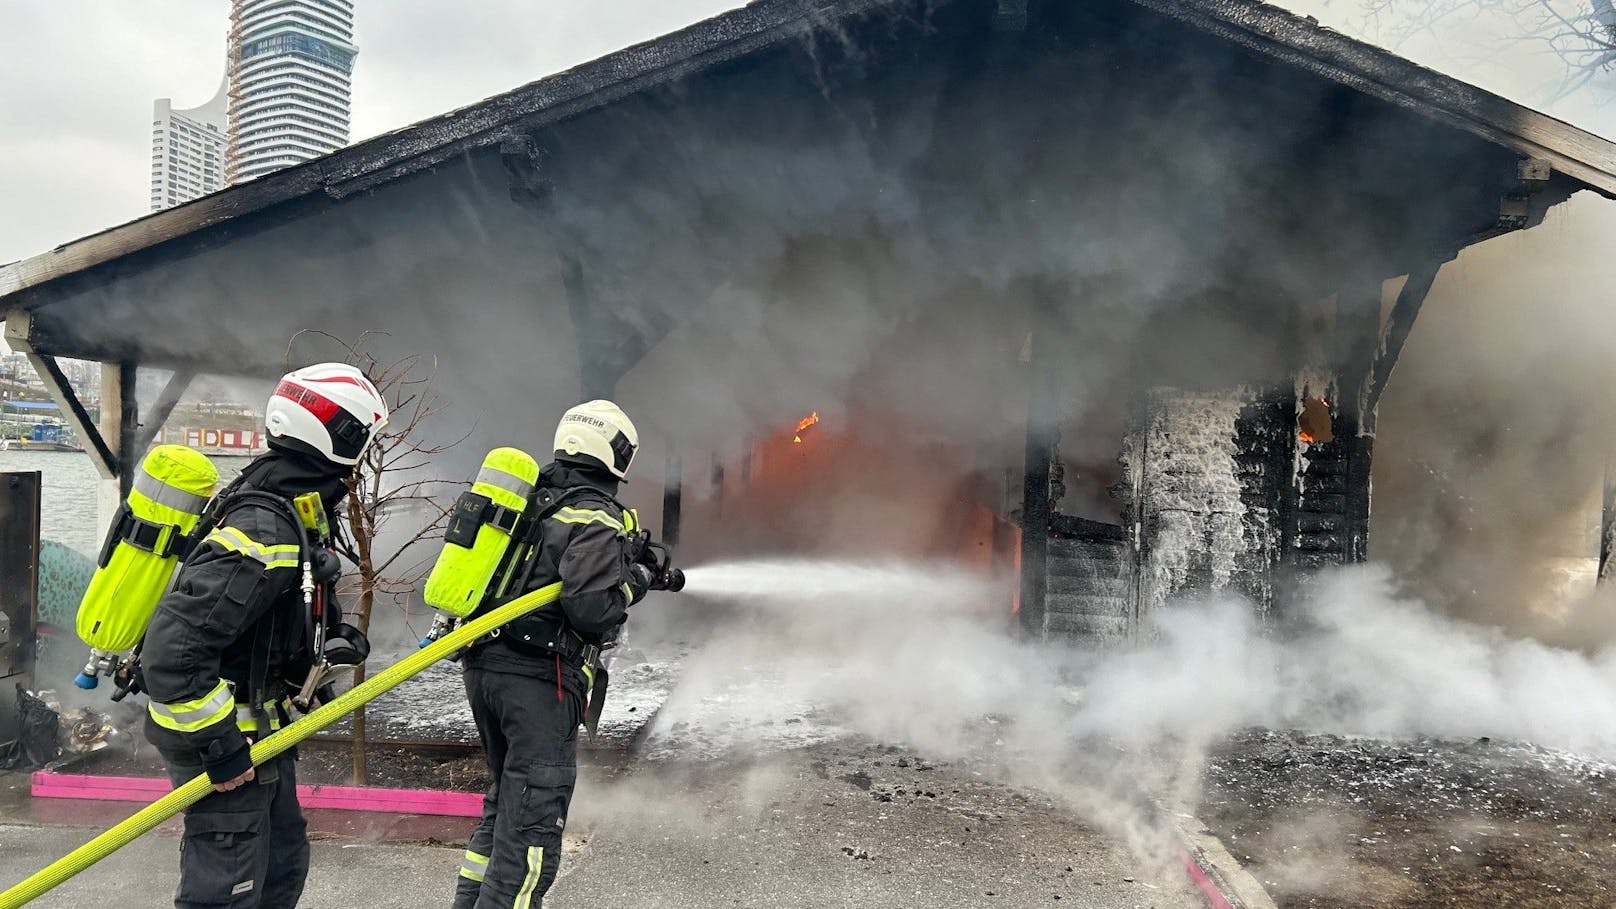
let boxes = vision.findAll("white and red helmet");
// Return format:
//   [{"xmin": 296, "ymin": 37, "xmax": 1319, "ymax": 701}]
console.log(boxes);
[{"xmin": 265, "ymin": 363, "xmax": 389, "ymax": 467}]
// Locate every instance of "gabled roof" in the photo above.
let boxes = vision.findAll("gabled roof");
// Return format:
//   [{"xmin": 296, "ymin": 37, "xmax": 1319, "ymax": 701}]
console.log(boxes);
[{"xmin": 3, "ymin": 0, "xmax": 1614, "ymax": 313}]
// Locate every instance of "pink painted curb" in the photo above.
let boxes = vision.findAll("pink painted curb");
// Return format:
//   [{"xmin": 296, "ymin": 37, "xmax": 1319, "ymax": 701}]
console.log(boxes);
[
  {"xmin": 31, "ymin": 771, "xmax": 483, "ymax": 818},
  {"xmin": 1181, "ymin": 850, "xmax": 1237, "ymax": 909}
]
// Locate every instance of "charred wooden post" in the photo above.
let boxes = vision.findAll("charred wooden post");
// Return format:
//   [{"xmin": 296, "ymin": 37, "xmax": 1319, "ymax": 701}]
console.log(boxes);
[
  {"xmin": 1233, "ymin": 389, "xmax": 1295, "ymax": 616},
  {"xmin": 0, "ymin": 471, "xmax": 41, "ymax": 748},
  {"xmin": 1336, "ymin": 283, "xmax": 1380, "ymax": 564},
  {"xmin": 663, "ymin": 448, "xmax": 683, "ymax": 546},
  {"xmin": 1019, "ymin": 314, "xmax": 1058, "ymax": 638},
  {"xmin": 114, "ymin": 363, "xmax": 139, "ymax": 499},
  {"xmin": 1019, "ymin": 407, "xmax": 1055, "ymax": 637},
  {"xmin": 1601, "ymin": 462, "xmax": 1616, "ymax": 584}
]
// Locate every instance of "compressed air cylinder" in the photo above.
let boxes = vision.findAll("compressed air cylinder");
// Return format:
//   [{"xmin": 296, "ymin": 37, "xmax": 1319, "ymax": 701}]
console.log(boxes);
[
  {"xmin": 75, "ymin": 445, "xmax": 219, "ymax": 658},
  {"xmin": 424, "ymin": 447, "xmax": 540, "ymax": 618}
]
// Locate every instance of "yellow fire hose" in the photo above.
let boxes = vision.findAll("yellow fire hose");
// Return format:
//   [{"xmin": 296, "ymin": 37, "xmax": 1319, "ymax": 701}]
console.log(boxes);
[{"xmin": 0, "ymin": 582, "xmax": 562, "ymax": 909}]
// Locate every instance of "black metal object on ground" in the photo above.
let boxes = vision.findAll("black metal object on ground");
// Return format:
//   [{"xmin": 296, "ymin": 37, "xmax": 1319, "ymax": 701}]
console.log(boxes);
[{"xmin": 0, "ymin": 472, "xmax": 40, "ymax": 750}]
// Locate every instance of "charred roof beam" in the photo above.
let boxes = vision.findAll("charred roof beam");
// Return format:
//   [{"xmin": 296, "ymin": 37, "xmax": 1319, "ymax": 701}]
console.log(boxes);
[
  {"xmin": 1360, "ymin": 156, "xmax": 1556, "ymax": 417},
  {"xmin": 1360, "ymin": 259, "xmax": 1445, "ymax": 422},
  {"xmin": 500, "ymin": 134, "xmax": 552, "ymax": 208}
]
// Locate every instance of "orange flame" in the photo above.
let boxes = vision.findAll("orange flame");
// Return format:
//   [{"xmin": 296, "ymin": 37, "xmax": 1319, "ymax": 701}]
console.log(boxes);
[
  {"xmin": 793, "ymin": 411, "xmax": 820, "ymax": 443},
  {"xmin": 1298, "ymin": 396, "xmax": 1331, "ymax": 445}
]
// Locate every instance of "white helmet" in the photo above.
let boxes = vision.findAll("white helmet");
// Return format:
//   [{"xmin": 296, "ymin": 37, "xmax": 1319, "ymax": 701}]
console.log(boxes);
[
  {"xmin": 265, "ymin": 363, "xmax": 390, "ymax": 467},
  {"xmin": 554, "ymin": 399, "xmax": 638, "ymax": 479}
]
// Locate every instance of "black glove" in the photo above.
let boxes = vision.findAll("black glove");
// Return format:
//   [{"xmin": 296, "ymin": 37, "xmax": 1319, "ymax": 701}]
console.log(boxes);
[{"xmin": 627, "ymin": 562, "xmax": 655, "ymax": 606}]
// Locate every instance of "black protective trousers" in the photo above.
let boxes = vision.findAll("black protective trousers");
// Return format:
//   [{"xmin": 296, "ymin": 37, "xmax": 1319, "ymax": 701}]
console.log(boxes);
[
  {"xmin": 164, "ymin": 753, "xmax": 309, "ymax": 909},
  {"xmin": 454, "ymin": 666, "xmax": 582, "ymax": 909}
]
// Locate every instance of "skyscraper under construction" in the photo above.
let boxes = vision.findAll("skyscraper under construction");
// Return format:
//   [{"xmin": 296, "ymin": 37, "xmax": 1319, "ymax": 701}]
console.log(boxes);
[{"xmin": 226, "ymin": 0, "xmax": 356, "ymax": 183}]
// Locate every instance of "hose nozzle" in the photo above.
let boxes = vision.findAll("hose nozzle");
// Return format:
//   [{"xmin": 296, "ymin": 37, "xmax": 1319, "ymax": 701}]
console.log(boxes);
[{"xmin": 653, "ymin": 568, "xmax": 685, "ymax": 592}]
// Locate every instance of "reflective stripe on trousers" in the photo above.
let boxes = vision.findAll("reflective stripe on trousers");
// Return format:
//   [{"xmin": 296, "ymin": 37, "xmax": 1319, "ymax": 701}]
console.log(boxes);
[
  {"xmin": 460, "ymin": 849, "xmax": 489, "ymax": 882},
  {"xmin": 514, "ymin": 847, "xmax": 543, "ymax": 909}
]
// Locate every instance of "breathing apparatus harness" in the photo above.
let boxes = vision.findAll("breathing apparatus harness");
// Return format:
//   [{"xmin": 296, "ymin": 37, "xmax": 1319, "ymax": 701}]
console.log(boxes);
[{"xmin": 107, "ymin": 474, "xmax": 369, "ymax": 737}]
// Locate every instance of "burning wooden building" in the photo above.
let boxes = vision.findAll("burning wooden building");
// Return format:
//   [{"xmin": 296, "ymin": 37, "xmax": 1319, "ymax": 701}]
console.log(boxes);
[{"xmin": 5, "ymin": 0, "xmax": 1616, "ymax": 643}]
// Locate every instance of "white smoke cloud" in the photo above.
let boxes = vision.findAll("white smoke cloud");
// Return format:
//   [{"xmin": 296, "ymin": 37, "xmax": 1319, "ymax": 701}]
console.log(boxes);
[{"xmin": 652, "ymin": 560, "xmax": 1616, "ymax": 764}]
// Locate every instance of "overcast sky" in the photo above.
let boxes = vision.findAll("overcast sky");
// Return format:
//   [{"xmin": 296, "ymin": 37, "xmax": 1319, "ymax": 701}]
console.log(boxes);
[{"xmin": 0, "ymin": 0, "xmax": 1610, "ymax": 268}]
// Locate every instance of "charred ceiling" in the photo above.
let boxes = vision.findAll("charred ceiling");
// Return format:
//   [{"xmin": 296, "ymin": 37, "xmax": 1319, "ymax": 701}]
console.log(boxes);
[{"xmin": 2, "ymin": 0, "xmax": 1608, "ymax": 386}]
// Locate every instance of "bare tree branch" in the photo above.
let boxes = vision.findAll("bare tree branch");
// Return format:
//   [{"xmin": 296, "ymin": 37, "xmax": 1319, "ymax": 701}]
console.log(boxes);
[{"xmin": 1360, "ymin": 0, "xmax": 1615, "ymax": 96}]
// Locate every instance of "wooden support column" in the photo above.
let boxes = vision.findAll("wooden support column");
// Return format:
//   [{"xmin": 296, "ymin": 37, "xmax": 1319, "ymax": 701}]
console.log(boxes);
[
  {"xmin": 100, "ymin": 363, "xmax": 139, "ymax": 498},
  {"xmin": 662, "ymin": 448, "xmax": 682, "ymax": 546},
  {"xmin": 0, "ymin": 470, "xmax": 41, "ymax": 744},
  {"xmin": 1019, "ymin": 294, "xmax": 1059, "ymax": 638},
  {"xmin": 1338, "ymin": 282, "xmax": 1383, "ymax": 565},
  {"xmin": 1600, "ymin": 461, "xmax": 1616, "ymax": 584}
]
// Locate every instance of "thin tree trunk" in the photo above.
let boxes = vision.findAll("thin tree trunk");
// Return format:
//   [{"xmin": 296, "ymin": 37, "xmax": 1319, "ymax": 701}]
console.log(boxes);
[
  {"xmin": 350, "ymin": 664, "xmax": 368, "ymax": 785},
  {"xmin": 352, "ymin": 575, "xmax": 374, "ymax": 784}
]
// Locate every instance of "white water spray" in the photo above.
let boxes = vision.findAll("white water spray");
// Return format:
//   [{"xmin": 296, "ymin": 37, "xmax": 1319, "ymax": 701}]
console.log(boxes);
[{"xmin": 681, "ymin": 558, "xmax": 997, "ymax": 610}]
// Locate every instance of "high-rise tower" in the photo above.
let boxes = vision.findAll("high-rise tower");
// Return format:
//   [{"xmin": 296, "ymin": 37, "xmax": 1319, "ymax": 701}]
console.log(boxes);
[
  {"xmin": 150, "ymin": 80, "xmax": 229, "ymax": 210},
  {"xmin": 227, "ymin": 0, "xmax": 356, "ymax": 183}
]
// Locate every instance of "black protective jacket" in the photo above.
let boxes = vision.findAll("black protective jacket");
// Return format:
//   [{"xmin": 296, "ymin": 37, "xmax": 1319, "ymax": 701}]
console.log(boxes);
[
  {"xmin": 142, "ymin": 452, "xmax": 349, "ymax": 784},
  {"xmin": 461, "ymin": 460, "xmax": 636, "ymax": 680}
]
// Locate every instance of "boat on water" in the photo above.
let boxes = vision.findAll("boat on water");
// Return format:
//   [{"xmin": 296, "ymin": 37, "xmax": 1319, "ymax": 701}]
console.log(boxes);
[{"xmin": 1, "ymin": 421, "xmax": 83, "ymax": 452}]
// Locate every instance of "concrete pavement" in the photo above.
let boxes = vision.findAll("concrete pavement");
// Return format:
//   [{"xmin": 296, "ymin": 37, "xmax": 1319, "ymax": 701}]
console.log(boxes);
[{"xmin": 0, "ymin": 742, "xmax": 1200, "ymax": 908}]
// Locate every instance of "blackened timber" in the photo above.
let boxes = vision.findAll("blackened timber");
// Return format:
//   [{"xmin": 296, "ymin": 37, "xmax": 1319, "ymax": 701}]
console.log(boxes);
[
  {"xmin": 1338, "ymin": 280, "xmax": 1384, "ymax": 565},
  {"xmin": 663, "ymin": 449, "xmax": 683, "ymax": 546},
  {"xmin": 1234, "ymin": 389, "xmax": 1293, "ymax": 615},
  {"xmin": 500, "ymin": 135, "xmax": 550, "ymax": 207},
  {"xmin": 24, "ymin": 353, "xmax": 116, "ymax": 478},
  {"xmin": 1019, "ymin": 319, "xmax": 1057, "ymax": 638},
  {"xmin": 135, "ymin": 369, "xmax": 197, "ymax": 456},
  {"xmin": 116, "ymin": 363, "xmax": 139, "ymax": 498},
  {"xmin": 1340, "ymin": 408, "xmax": 1373, "ymax": 563},
  {"xmin": 1602, "ymin": 463, "xmax": 1616, "ymax": 583},
  {"xmin": 1365, "ymin": 261, "xmax": 1444, "ymax": 414},
  {"xmin": 0, "ymin": 472, "xmax": 41, "ymax": 724}
]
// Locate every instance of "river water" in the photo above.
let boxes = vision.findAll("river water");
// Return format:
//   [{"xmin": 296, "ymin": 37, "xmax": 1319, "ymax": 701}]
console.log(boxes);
[{"xmin": 0, "ymin": 450, "xmax": 248, "ymax": 556}]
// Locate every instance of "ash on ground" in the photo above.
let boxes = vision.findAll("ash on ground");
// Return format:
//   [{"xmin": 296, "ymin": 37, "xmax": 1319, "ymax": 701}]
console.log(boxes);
[
  {"xmin": 1200, "ymin": 729, "xmax": 1616, "ymax": 908},
  {"xmin": 324, "ymin": 641, "xmax": 691, "ymax": 753}
]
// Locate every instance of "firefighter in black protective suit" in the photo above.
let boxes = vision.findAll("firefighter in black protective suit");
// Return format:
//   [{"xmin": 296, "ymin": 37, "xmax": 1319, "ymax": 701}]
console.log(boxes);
[
  {"xmin": 453, "ymin": 399, "xmax": 654, "ymax": 909},
  {"xmin": 141, "ymin": 362, "xmax": 390, "ymax": 909}
]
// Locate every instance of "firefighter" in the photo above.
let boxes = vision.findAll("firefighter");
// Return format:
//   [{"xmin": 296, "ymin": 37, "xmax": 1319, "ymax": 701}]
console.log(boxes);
[
  {"xmin": 141, "ymin": 363, "xmax": 389, "ymax": 909},
  {"xmin": 453, "ymin": 400, "xmax": 651, "ymax": 909}
]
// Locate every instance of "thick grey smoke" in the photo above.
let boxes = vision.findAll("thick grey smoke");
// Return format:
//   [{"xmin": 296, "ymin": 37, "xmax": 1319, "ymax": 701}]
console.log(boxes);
[{"xmin": 1371, "ymin": 197, "xmax": 1616, "ymax": 642}]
